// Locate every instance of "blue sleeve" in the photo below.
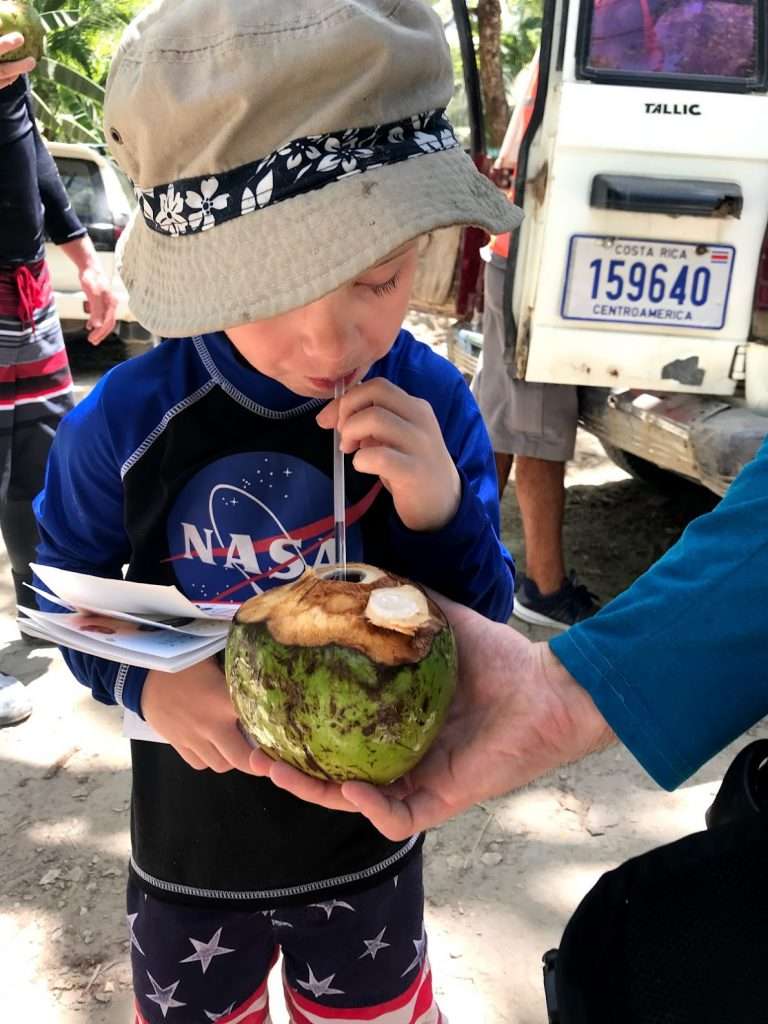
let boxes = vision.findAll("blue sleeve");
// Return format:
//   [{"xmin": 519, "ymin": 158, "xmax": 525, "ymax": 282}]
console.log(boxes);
[
  {"xmin": 550, "ymin": 437, "xmax": 768, "ymax": 790},
  {"xmin": 388, "ymin": 370, "xmax": 515, "ymax": 623},
  {"xmin": 33, "ymin": 380, "xmax": 148, "ymax": 715}
]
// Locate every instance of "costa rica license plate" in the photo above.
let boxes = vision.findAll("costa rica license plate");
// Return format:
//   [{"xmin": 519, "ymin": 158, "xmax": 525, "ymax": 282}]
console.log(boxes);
[{"xmin": 561, "ymin": 235, "xmax": 735, "ymax": 330}]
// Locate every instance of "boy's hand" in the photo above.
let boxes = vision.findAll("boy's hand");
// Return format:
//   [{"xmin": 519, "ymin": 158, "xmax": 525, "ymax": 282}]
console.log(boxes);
[
  {"xmin": 0, "ymin": 34, "xmax": 35, "ymax": 88},
  {"xmin": 316, "ymin": 378, "xmax": 461, "ymax": 532},
  {"xmin": 141, "ymin": 658, "xmax": 259, "ymax": 774}
]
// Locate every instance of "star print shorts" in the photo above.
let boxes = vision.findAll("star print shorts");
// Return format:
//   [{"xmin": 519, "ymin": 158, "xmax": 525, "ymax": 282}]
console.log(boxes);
[{"xmin": 129, "ymin": 851, "xmax": 444, "ymax": 1024}]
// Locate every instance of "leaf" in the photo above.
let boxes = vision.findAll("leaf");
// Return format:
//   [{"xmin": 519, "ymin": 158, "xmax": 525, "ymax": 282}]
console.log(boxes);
[
  {"xmin": 255, "ymin": 169, "xmax": 274, "ymax": 208},
  {"xmin": 40, "ymin": 10, "xmax": 82, "ymax": 33},
  {"xmin": 317, "ymin": 154, "xmax": 340, "ymax": 173},
  {"xmin": 36, "ymin": 57, "xmax": 106, "ymax": 105},
  {"xmin": 241, "ymin": 187, "xmax": 256, "ymax": 216},
  {"xmin": 29, "ymin": 89, "xmax": 59, "ymax": 130},
  {"xmin": 53, "ymin": 112, "xmax": 103, "ymax": 144}
]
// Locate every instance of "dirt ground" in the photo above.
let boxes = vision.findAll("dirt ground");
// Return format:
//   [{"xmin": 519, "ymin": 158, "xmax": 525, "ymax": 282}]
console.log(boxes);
[{"xmin": 1, "ymin": 320, "xmax": 763, "ymax": 1023}]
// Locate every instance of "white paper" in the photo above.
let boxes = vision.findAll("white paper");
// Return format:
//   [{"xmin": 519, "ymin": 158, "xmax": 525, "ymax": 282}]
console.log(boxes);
[
  {"xmin": 31, "ymin": 563, "xmax": 229, "ymax": 620},
  {"xmin": 18, "ymin": 614, "xmax": 226, "ymax": 673},
  {"xmin": 24, "ymin": 582, "xmax": 230, "ymax": 636}
]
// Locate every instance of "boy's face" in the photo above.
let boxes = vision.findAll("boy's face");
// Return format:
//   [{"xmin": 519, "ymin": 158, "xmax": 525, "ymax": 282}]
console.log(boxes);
[{"xmin": 226, "ymin": 243, "xmax": 420, "ymax": 398}]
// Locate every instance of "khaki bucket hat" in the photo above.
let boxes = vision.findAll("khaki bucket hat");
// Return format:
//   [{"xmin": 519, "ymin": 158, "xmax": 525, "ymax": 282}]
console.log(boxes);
[{"xmin": 104, "ymin": 0, "xmax": 523, "ymax": 338}]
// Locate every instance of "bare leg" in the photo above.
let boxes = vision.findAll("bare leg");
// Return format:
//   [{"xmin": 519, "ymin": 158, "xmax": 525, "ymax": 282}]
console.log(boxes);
[
  {"xmin": 494, "ymin": 451, "xmax": 514, "ymax": 499},
  {"xmin": 514, "ymin": 455, "xmax": 566, "ymax": 594}
]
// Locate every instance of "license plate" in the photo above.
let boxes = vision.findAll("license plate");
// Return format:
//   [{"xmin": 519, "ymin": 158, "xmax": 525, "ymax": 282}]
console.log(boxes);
[{"xmin": 561, "ymin": 235, "xmax": 735, "ymax": 330}]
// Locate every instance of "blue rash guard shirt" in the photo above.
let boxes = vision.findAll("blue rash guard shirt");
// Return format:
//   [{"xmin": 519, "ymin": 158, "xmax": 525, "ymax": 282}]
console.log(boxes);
[
  {"xmin": 552, "ymin": 437, "xmax": 768, "ymax": 790},
  {"xmin": 34, "ymin": 328, "xmax": 514, "ymax": 907}
]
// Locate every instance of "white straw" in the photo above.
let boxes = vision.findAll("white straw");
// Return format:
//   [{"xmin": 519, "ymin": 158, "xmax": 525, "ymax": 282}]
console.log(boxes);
[{"xmin": 333, "ymin": 380, "xmax": 347, "ymax": 576}]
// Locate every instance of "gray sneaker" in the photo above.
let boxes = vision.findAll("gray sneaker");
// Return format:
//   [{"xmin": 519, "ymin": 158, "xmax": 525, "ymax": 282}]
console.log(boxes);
[{"xmin": 0, "ymin": 673, "xmax": 32, "ymax": 727}]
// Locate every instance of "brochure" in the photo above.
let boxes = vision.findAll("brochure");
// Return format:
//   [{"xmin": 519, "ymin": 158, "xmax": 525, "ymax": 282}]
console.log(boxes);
[{"xmin": 23, "ymin": 564, "xmax": 237, "ymax": 672}]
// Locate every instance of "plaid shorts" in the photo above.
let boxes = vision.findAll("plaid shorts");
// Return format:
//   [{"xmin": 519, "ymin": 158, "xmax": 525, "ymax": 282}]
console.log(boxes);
[{"xmin": 129, "ymin": 851, "xmax": 444, "ymax": 1024}]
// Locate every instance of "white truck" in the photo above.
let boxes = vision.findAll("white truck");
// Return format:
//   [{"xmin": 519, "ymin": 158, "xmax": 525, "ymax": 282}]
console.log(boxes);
[
  {"xmin": 440, "ymin": 0, "xmax": 768, "ymax": 496},
  {"xmin": 45, "ymin": 141, "xmax": 153, "ymax": 348}
]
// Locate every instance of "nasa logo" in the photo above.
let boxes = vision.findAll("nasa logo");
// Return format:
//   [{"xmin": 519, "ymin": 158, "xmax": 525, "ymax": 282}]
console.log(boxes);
[{"xmin": 165, "ymin": 452, "xmax": 373, "ymax": 605}]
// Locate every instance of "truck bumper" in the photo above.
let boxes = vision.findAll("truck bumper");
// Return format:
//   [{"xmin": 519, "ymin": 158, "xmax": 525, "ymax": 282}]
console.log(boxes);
[{"xmin": 580, "ymin": 387, "xmax": 768, "ymax": 496}]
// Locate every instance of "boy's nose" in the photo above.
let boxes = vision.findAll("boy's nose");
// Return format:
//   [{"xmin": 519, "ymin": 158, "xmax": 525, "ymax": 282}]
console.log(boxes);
[{"xmin": 298, "ymin": 299, "xmax": 359, "ymax": 373}]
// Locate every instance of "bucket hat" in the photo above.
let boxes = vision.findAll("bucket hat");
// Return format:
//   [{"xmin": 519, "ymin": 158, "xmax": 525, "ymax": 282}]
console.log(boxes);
[{"xmin": 104, "ymin": 0, "xmax": 523, "ymax": 337}]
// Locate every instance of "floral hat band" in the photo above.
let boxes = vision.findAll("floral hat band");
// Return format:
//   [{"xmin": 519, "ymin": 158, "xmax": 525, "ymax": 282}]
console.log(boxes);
[{"xmin": 135, "ymin": 109, "xmax": 460, "ymax": 238}]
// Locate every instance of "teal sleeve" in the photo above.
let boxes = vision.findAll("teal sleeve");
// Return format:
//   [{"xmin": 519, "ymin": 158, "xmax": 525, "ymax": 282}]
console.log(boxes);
[{"xmin": 550, "ymin": 438, "xmax": 768, "ymax": 790}]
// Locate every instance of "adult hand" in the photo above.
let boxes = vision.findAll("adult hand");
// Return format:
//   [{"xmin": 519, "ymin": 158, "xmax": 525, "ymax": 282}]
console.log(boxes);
[
  {"xmin": 141, "ymin": 658, "xmax": 259, "ymax": 774},
  {"xmin": 78, "ymin": 261, "xmax": 118, "ymax": 345},
  {"xmin": 59, "ymin": 237, "xmax": 119, "ymax": 345},
  {"xmin": 0, "ymin": 33, "xmax": 35, "ymax": 88},
  {"xmin": 316, "ymin": 378, "xmax": 461, "ymax": 532},
  {"xmin": 252, "ymin": 596, "xmax": 615, "ymax": 839}
]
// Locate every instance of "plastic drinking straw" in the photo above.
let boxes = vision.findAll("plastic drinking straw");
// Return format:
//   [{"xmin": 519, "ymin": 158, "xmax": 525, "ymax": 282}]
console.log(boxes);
[{"xmin": 333, "ymin": 380, "xmax": 347, "ymax": 577}]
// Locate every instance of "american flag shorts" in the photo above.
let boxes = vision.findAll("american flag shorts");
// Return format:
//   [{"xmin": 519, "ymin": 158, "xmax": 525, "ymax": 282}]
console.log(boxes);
[{"xmin": 129, "ymin": 850, "xmax": 445, "ymax": 1023}]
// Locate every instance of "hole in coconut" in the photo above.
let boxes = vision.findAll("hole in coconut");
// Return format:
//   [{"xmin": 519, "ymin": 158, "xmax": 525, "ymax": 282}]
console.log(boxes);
[{"xmin": 325, "ymin": 569, "xmax": 367, "ymax": 583}]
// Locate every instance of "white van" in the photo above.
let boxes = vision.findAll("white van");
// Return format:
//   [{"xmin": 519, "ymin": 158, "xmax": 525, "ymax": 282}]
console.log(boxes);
[
  {"xmin": 443, "ymin": 0, "xmax": 768, "ymax": 495},
  {"xmin": 45, "ymin": 141, "xmax": 151, "ymax": 346}
]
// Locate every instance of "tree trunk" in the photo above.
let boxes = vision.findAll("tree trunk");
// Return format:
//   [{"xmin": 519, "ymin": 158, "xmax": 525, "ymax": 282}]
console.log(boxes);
[{"xmin": 475, "ymin": 0, "xmax": 509, "ymax": 152}]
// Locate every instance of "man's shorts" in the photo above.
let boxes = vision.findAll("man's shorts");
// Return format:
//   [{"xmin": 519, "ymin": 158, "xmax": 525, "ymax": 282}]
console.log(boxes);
[
  {"xmin": 129, "ymin": 851, "xmax": 443, "ymax": 1024},
  {"xmin": 472, "ymin": 259, "xmax": 579, "ymax": 462}
]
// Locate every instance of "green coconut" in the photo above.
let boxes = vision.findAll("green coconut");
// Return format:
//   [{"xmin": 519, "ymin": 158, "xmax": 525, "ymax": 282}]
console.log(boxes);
[
  {"xmin": 0, "ymin": 2, "xmax": 45, "ymax": 63},
  {"xmin": 225, "ymin": 564, "xmax": 457, "ymax": 785}
]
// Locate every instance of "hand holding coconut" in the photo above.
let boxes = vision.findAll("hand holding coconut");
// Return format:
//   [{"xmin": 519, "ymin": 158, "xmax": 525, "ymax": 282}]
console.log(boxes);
[
  {"xmin": 0, "ymin": 32, "xmax": 35, "ymax": 87},
  {"xmin": 258, "ymin": 596, "xmax": 615, "ymax": 838},
  {"xmin": 316, "ymin": 378, "xmax": 462, "ymax": 533},
  {"xmin": 0, "ymin": 2, "xmax": 45, "ymax": 86},
  {"xmin": 141, "ymin": 657, "xmax": 258, "ymax": 775}
]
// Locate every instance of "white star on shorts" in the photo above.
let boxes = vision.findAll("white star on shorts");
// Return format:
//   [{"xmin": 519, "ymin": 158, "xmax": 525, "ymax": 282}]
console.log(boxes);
[
  {"xmin": 359, "ymin": 927, "xmax": 390, "ymax": 960},
  {"xmin": 126, "ymin": 912, "xmax": 145, "ymax": 956},
  {"xmin": 204, "ymin": 1003, "xmax": 236, "ymax": 1022},
  {"xmin": 297, "ymin": 964, "xmax": 345, "ymax": 997},
  {"xmin": 180, "ymin": 927, "xmax": 235, "ymax": 973},
  {"xmin": 400, "ymin": 927, "xmax": 427, "ymax": 977},
  {"xmin": 145, "ymin": 972, "xmax": 186, "ymax": 1018},
  {"xmin": 308, "ymin": 899, "xmax": 355, "ymax": 919}
]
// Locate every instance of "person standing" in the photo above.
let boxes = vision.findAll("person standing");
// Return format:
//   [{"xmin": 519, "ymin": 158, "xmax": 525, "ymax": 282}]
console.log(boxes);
[
  {"xmin": 0, "ymin": 32, "xmax": 117, "ymax": 727},
  {"xmin": 473, "ymin": 53, "xmax": 599, "ymax": 629}
]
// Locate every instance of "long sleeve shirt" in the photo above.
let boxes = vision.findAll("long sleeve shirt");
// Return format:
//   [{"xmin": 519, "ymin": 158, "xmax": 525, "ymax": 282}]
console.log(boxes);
[
  {"xmin": 0, "ymin": 76, "xmax": 85, "ymax": 266},
  {"xmin": 34, "ymin": 328, "xmax": 514, "ymax": 907},
  {"xmin": 551, "ymin": 437, "xmax": 768, "ymax": 790}
]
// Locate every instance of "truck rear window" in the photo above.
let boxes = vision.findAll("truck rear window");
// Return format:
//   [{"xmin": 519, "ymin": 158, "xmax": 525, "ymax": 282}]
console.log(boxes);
[
  {"xmin": 582, "ymin": 0, "xmax": 761, "ymax": 85},
  {"xmin": 53, "ymin": 157, "xmax": 111, "ymax": 226}
]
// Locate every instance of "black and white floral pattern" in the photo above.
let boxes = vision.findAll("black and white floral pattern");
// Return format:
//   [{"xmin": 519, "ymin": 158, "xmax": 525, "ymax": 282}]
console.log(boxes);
[{"xmin": 136, "ymin": 110, "xmax": 459, "ymax": 237}]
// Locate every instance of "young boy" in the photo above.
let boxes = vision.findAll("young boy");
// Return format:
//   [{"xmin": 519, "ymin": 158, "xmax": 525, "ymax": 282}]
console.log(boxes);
[{"xmin": 34, "ymin": 2, "xmax": 522, "ymax": 1021}]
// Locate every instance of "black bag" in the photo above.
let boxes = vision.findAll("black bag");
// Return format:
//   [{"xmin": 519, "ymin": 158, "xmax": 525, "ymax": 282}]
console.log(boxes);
[{"xmin": 543, "ymin": 740, "xmax": 768, "ymax": 1024}]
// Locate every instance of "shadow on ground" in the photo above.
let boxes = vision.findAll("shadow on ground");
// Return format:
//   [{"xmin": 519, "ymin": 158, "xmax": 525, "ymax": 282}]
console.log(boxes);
[{"xmin": 502, "ymin": 472, "xmax": 718, "ymax": 609}]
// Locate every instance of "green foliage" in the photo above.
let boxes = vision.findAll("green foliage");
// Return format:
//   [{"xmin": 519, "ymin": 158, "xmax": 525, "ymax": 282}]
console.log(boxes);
[
  {"xmin": 29, "ymin": 0, "xmax": 145, "ymax": 143},
  {"xmin": 500, "ymin": 0, "xmax": 542, "ymax": 82},
  {"xmin": 430, "ymin": 0, "xmax": 541, "ymax": 145}
]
